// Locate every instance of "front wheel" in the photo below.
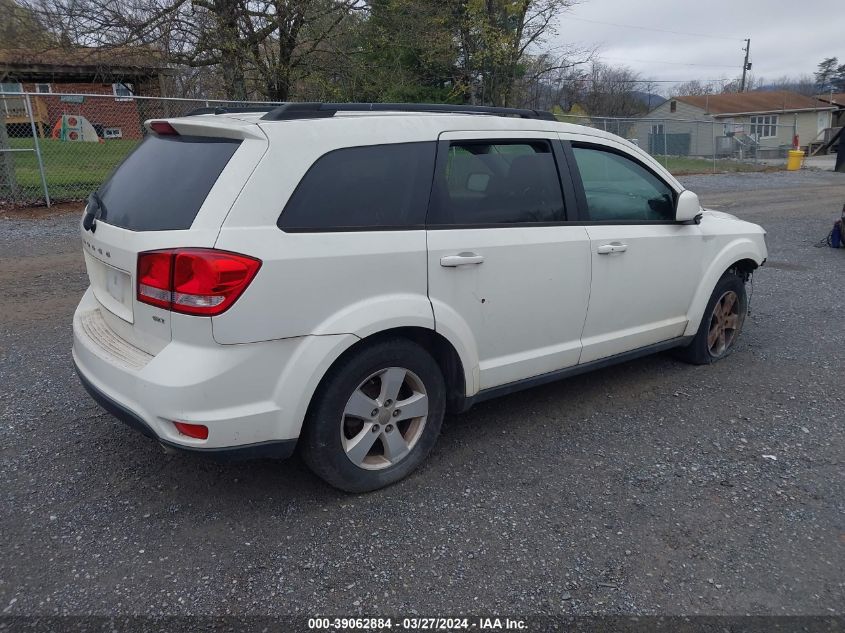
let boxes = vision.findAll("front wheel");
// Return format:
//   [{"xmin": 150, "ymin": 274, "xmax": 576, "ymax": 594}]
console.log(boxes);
[
  {"xmin": 675, "ymin": 271, "xmax": 748, "ymax": 365},
  {"xmin": 300, "ymin": 338, "xmax": 446, "ymax": 492}
]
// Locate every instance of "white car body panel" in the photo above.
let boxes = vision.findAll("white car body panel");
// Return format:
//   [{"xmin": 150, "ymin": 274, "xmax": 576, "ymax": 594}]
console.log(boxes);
[
  {"xmin": 579, "ymin": 223, "xmax": 703, "ymax": 363},
  {"xmin": 427, "ymin": 224, "xmax": 591, "ymax": 390},
  {"xmin": 683, "ymin": 215, "xmax": 768, "ymax": 337},
  {"xmin": 426, "ymin": 129, "xmax": 591, "ymax": 390},
  {"xmin": 71, "ymin": 110, "xmax": 768, "ymax": 457}
]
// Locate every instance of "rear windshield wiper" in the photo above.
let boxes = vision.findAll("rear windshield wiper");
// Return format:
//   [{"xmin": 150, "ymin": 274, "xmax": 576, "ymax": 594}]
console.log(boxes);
[{"xmin": 83, "ymin": 191, "xmax": 107, "ymax": 232}]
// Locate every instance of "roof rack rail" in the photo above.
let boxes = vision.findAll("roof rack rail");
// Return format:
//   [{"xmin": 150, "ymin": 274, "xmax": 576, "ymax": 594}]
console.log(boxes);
[
  {"xmin": 185, "ymin": 105, "xmax": 279, "ymax": 117},
  {"xmin": 260, "ymin": 102, "xmax": 557, "ymax": 122}
]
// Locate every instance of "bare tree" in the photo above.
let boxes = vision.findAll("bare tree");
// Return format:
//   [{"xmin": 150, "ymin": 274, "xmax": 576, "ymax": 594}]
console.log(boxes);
[
  {"xmin": 762, "ymin": 74, "xmax": 818, "ymax": 96},
  {"xmin": 576, "ymin": 61, "xmax": 648, "ymax": 117},
  {"xmin": 669, "ymin": 80, "xmax": 718, "ymax": 97},
  {"xmin": 24, "ymin": 0, "xmax": 365, "ymax": 101}
]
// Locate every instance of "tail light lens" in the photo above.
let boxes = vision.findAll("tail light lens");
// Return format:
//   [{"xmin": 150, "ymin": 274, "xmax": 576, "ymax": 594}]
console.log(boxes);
[
  {"xmin": 137, "ymin": 251, "xmax": 172, "ymax": 309},
  {"xmin": 173, "ymin": 421, "xmax": 209, "ymax": 440},
  {"xmin": 149, "ymin": 121, "xmax": 179, "ymax": 136},
  {"xmin": 137, "ymin": 248, "xmax": 261, "ymax": 316}
]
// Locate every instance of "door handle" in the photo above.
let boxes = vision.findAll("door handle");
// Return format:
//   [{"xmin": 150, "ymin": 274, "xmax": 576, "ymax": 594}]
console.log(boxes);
[
  {"xmin": 440, "ymin": 252, "xmax": 485, "ymax": 267},
  {"xmin": 596, "ymin": 242, "xmax": 628, "ymax": 255}
]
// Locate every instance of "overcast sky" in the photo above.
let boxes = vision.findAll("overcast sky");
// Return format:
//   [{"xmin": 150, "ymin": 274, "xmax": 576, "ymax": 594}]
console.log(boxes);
[{"xmin": 551, "ymin": 0, "xmax": 841, "ymax": 92}]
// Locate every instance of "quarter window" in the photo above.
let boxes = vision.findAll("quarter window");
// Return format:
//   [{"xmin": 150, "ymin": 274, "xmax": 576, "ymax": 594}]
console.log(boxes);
[
  {"xmin": 749, "ymin": 115, "xmax": 778, "ymax": 138},
  {"xmin": 571, "ymin": 146, "xmax": 675, "ymax": 222},
  {"xmin": 428, "ymin": 140, "xmax": 565, "ymax": 225},
  {"xmin": 279, "ymin": 142, "xmax": 436, "ymax": 231}
]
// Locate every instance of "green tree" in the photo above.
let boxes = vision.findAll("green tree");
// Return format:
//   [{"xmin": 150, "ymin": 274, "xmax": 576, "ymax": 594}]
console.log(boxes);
[
  {"xmin": 0, "ymin": 0, "xmax": 53, "ymax": 48},
  {"xmin": 833, "ymin": 62, "xmax": 845, "ymax": 92},
  {"xmin": 358, "ymin": 0, "xmax": 458, "ymax": 102},
  {"xmin": 454, "ymin": 0, "xmax": 577, "ymax": 107}
]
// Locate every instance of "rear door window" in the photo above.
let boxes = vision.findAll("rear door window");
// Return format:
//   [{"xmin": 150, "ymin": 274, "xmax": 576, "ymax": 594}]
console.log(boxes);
[
  {"xmin": 427, "ymin": 140, "xmax": 566, "ymax": 226},
  {"xmin": 278, "ymin": 142, "xmax": 436, "ymax": 231},
  {"xmin": 97, "ymin": 134, "xmax": 241, "ymax": 231}
]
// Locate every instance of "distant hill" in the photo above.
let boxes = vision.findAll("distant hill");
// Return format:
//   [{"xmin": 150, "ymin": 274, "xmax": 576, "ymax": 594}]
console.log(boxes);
[{"xmin": 633, "ymin": 91, "xmax": 666, "ymax": 110}]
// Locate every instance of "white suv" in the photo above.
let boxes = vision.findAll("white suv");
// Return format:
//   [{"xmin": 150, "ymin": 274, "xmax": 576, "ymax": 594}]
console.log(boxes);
[{"xmin": 72, "ymin": 103, "xmax": 767, "ymax": 492}]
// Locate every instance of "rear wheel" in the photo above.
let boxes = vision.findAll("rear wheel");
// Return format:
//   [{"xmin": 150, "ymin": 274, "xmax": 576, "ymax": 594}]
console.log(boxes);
[
  {"xmin": 675, "ymin": 272, "xmax": 747, "ymax": 365},
  {"xmin": 300, "ymin": 338, "xmax": 445, "ymax": 492}
]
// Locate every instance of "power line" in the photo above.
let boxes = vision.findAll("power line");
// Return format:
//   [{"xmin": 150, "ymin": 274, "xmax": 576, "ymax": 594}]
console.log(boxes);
[
  {"xmin": 601, "ymin": 56, "xmax": 738, "ymax": 69},
  {"xmin": 567, "ymin": 78, "xmax": 732, "ymax": 83},
  {"xmin": 564, "ymin": 16, "xmax": 744, "ymax": 42}
]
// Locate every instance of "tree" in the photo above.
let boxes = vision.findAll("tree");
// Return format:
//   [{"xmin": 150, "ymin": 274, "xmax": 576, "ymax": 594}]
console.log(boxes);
[
  {"xmin": 721, "ymin": 73, "xmax": 761, "ymax": 93},
  {"xmin": 833, "ymin": 62, "xmax": 845, "ymax": 92},
  {"xmin": 763, "ymin": 74, "xmax": 817, "ymax": 96},
  {"xmin": 815, "ymin": 57, "xmax": 839, "ymax": 92},
  {"xmin": 669, "ymin": 80, "xmax": 717, "ymax": 97},
  {"xmin": 576, "ymin": 61, "xmax": 648, "ymax": 117},
  {"xmin": 509, "ymin": 51, "xmax": 588, "ymax": 110},
  {"xmin": 19, "ymin": 0, "xmax": 589, "ymax": 105},
  {"xmin": 353, "ymin": 0, "xmax": 459, "ymax": 103},
  {"xmin": 0, "ymin": 0, "xmax": 53, "ymax": 47},
  {"xmin": 454, "ymin": 0, "xmax": 580, "ymax": 107},
  {"xmin": 24, "ymin": 0, "xmax": 366, "ymax": 101}
]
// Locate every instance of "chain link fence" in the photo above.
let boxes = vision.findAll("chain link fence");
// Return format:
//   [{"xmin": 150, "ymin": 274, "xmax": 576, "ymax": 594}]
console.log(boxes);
[
  {"xmin": 0, "ymin": 92, "xmax": 280, "ymax": 206},
  {"xmin": 0, "ymin": 91, "xmax": 808, "ymax": 207},
  {"xmin": 558, "ymin": 114, "xmax": 802, "ymax": 173}
]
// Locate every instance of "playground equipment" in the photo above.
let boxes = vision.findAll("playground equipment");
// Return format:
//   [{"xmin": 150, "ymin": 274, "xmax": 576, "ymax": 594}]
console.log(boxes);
[{"xmin": 50, "ymin": 114, "xmax": 101, "ymax": 142}]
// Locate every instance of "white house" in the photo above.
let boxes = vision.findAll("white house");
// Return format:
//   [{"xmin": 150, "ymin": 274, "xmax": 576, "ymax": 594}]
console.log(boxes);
[{"xmin": 635, "ymin": 91, "xmax": 836, "ymax": 158}]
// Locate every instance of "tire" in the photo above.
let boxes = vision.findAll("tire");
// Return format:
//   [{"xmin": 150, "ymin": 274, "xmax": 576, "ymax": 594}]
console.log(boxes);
[
  {"xmin": 675, "ymin": 271, "xmax": 748, "ymax": 365},
  {"xmin": 300, "ymin": 338, "xmax": 446, "ymax": 493}
]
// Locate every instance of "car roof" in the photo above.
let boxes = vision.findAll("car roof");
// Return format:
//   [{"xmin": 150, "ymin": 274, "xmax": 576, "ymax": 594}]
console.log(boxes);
[
  {"xmin": 248, "ymin": 110, "xmax": 623, "ymax": 141},
  {"xmin": 163, "ymin": 109, "xmax": 633, "ymax": 146}
]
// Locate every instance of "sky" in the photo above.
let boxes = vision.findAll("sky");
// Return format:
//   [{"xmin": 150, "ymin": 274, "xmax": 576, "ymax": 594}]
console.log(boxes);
[{"xmin": 550, "ymin": 0, "xmax": 842, "ymax": 93}]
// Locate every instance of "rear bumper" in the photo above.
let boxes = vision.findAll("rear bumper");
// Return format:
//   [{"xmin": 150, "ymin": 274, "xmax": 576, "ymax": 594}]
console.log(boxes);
[
  {"xmin": 72, "ymin": 287, "xmax": 358, "ymax": 459},
  {"xmin": 74, "ymin": 361, "xmax": 297, "ymax": 461}
]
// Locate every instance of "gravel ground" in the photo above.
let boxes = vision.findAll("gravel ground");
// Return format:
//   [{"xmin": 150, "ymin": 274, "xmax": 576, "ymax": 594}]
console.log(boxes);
[{"xmin": 1, "ymin": 171, "xmax": 844, "ymax": 619}]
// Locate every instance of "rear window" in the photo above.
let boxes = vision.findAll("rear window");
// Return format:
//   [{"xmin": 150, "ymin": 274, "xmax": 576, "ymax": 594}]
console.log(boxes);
[
  {"xmin": 97, "ymin": 134, "xmax": 241, "ymax": 231},
  {"xmin": 278, "ymin": 142, "xmax": 436, "ymax": 231}
]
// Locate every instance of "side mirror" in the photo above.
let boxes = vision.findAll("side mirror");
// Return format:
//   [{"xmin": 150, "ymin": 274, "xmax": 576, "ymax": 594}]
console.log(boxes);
[{"xmin": 676, "ymin": 189, "xmax": 702, "ymax": 223}]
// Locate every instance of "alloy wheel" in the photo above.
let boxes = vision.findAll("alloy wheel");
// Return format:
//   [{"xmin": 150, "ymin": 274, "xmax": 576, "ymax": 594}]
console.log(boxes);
[
  {"xmin": 707, "ymin": 290, "xmax": 741, "ymax": 357},
  {"xmin": 340, "ymin": 367, "xmax": 429, "ymax": 470}
]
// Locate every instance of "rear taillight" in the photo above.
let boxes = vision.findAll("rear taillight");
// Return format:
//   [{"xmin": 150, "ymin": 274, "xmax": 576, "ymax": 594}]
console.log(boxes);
[
  {"xmin": 137, "ymin": 248, "xmax": 261, "ymax": 316},
  {"xmin": 137, "ymin": 251, "xmax": 172, "ymax": 309},
  {"xmin": 173, "ymin": 421, "xmax": 209, "ymax": 440}
]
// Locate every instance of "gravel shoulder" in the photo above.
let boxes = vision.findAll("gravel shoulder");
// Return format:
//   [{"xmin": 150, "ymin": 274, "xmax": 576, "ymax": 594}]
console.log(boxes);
[{"xmin": 1, "ymin": 171, "xmax": 844, "ymax": 618}]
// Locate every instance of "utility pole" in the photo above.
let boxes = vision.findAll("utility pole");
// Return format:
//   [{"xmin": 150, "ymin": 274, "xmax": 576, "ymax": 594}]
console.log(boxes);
[{"xmin": 740, "ymin": 38, "xmax": 752, "ymax": 92}]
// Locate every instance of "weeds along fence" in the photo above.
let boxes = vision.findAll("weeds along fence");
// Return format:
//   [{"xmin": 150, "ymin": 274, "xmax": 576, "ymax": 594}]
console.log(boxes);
[{"xmin": 1, "ymin": 91, "xmax": 800, "ymax": 206}]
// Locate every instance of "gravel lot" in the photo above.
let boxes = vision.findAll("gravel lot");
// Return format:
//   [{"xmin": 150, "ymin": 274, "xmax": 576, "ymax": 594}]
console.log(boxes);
[{"xmin": 1, "ymin": 171, "xmax": 844, "ymax": 619}]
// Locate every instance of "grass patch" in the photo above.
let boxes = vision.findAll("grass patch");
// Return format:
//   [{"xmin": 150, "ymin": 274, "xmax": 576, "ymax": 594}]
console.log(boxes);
[
  {"xmin": 652, "ymin": 155, "xmax": 771, "ymax": 175},
  {"xmin": 7, "ymin": 137, "xmax": 139, "ymax": 200}
]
